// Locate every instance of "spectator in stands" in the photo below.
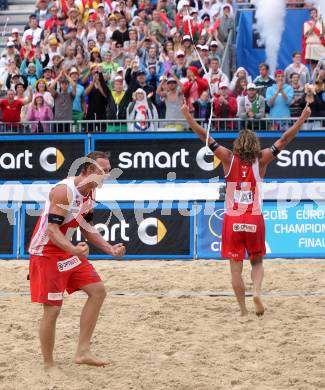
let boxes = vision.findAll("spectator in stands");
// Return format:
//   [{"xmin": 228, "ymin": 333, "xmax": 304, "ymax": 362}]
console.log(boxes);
[
  {"xmin": 101, "ymin": 51, "xmax": 119, "ymax": 83},
  {"xmin": 190, "ymin": 45, "xmax": 210, "ymax": 77},
  {"xmin": 213, "ymin": 81, "xmax": 237, "ymax": 130},
  {"xmin": 112, "ymin": 16, "xmax": 130, "ymax": 46},
  {"xmin": 142, "ymin": 45, "xmax": 162, "ymax": 74},
  {"xmin": 0, "ymin": 88, "xmax": 32, "ymax": 129},
  {"xmin": 69, "ymin": 67, "xmax": 86, "ymax": 123},
  {"xmin": 289, "ymin": 73, "xmax": 304, "ymax": 117},
  {"xmin": 2, "ymin": 42, "xmax": 20, "ymax": 68},
  {"xmin": 127, "ymin": 88, "xmax": 158, "ymax": 132},
  {"xmin": 148, "ymin": 11, "xmax": 168, "ymax": 44},
  {"xmin": 204, "ymin": 57, "xmax": 229, "ymax": 95},
  {"xmin": 300, "ymin": 83, "xmax": 325, "ymax": 129},
  {"xmin": 157, "ymin": 74, "xmax": 184, "ymax": 131},
  {"xmin": 303, "ymin": 8, "xmax": 325, "ymax": 73},
  {"xmin": 112, "ymin": 42, "xmax": 128, "ymax": 67},
  {"xmin": 85, "ymin": 66, "xmax": 109, "ymax": 131},
  {"xmin": 6, "ymin": 69, "xmax": 28, "ymax": 92},
  {"xmin": 171, "ymin": 50, "xmax": 187, "ymax": 79},
  {"xmin": 126, "ymin": 69, "xmax": 155, "ymax": 98},
  {"xmin": 106, "ymin": 15, "xmax": 118, "ymax": 39},
  {"xmin": 254, "ymin": 63, "xmax": 276, "ymax": 97},
  {"xmin": 237, "ymin": 83, "xmax": 265, "ymax": 130},
  {"xmin": 16, "ymin": 83, "xmax": 32, "ymax": 122},
  {"xmin": 63, "ymin": 45, "xmax": 77, "ymax": 69},
  {"xmin": 182, "ymin": 36, "xmax": 196, "ymax": 66},
  {"xmin": 284, "ymin": 52, "xmax": 310, "ymax": 88},
  {"xmin": 266, "ymin": 70, "xmax": 294, "ymax": 130},
  {"xmin": 49, "ymin": 70, "xmax": 76, "ymax": 132},
  {"xmin": 27, "ymin": 93, "xmax": 53, "ymax": 132},
  {"xmin": 44, "ymin": 4, "xmax": 60, "ymax": 32},
  {"xmin": 233, "ymin": 77, "xmax": 248, "ymax": 100},
  {"xmin": 20, "ymin": 57, "xmax": 43, "ymax": 90},
  {"xmin": 35, "ymin": 78, "xmax": 54, "ymax": 108},
  {"xmin": 105, "ymin": 73, "xmax": 137, "ymax": 132},
  {"xmin": 193, "ymin": 90, "xmax": 212, "ymax": 126},
  {"xmin": 209, "ymin": 40, "xmax": 224, "ymax": 61},
  {"xmin": 147, "ymin": 65, "xmax": 161, "ymax": 96},
  {"xmin": 183, "ymin": 66, "xmax": 209, "ymax": 113},
  {"xmin": 23, "ymin": 14, "xmax": 42, "ymax": 46},
  {"xmin": 230, "ymin": 67, "xmax": 252, "ymax": 90},
  {"xmin": 218, "ymin": 5, "xmax": 235, "ymax": 45}
]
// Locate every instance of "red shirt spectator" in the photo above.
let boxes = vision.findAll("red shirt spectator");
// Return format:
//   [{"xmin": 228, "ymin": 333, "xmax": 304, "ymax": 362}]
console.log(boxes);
[
  {"xmin": 213, "ymin": 81, "xmax": 238, "ymax": 130},
  {"xmin": 183, "ymin": 66, "xmax": 209, "ymax": 112},
  {"xmin": 0, "ymin": 91, "xmax": 25, "ymax": 123}
]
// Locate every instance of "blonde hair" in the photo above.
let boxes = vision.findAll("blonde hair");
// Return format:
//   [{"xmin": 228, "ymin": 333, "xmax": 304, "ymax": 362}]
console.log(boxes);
[{"xmin": 233, "ymin": 129, "xmax": 261, "ymax": 164}]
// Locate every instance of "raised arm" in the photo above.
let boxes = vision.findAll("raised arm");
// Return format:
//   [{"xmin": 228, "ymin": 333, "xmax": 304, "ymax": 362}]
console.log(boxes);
[
  {"xmin": 259, "ymin": 105, "xmax": 311, "ymax": 169},
  {"xmin": 180, "ymin": 102, "xmax": 232, "ymax": 170}
]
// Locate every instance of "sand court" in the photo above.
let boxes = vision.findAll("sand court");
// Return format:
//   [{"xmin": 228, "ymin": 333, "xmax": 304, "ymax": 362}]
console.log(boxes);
[{"xmin": 0, "ymin": 259, "xmax": 324, "ymax": 390}]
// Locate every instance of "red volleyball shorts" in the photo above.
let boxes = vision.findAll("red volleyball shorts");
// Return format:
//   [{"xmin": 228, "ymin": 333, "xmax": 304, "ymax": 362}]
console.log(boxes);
[
  {"xmin": 221, "ymin": 213, "xmax": 266, "ymax": 261},
  {"xmin": 29, "ymin": 254, "xmax": 102, "ymax": 306}
]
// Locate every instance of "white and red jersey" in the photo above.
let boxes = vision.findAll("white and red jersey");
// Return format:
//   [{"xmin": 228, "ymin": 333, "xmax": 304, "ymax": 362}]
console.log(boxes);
[
  {"xmin": 224, "ymin": 154, "xmax": 262, "ymax": 215},
  {"xmin": 28, "ymin": 177, "xmax": 94, "ymax": 257}
]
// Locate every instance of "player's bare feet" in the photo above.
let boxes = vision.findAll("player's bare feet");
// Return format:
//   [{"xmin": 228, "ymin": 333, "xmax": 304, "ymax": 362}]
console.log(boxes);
[
  {"xmin": 240, "ymin": 308, "xmax": 249, "ymax": 316},
  {"xmin": 74, "ymin": 351, "xmax": 109, "ymax": 367},
  {"xmin": 44, "ymin": 362, "xmax": 56, "ymax": 371},
  {"xmin": 253, "ymin": 295, "xmax": 265, "ymax": 316}
]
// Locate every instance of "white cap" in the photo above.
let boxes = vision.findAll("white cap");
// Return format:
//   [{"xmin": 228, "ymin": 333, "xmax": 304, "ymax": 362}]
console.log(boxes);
[
  {"xmin": 190, "ymin": 7, "xmax": 197, "ymax": 14},
  {"xmin": 201, "ymin": 45, "xmax": 209, "ymax": 51},
  {"xmin": 182, "ymin": 35, "xmax": 191, "ymax": 41},
  {"xmin": 97, "ymin": 3, "xmax": 104, "ymax": 7},
  {"xmin": 247, "ymin": 83, "xmax": 257, "ymax": 90},
  {"xmin": 177, "ymin": 0, "xmax": 190, "ymax": 11},
  {"xmin": 7, "ymin": 41, "xmax": 14, "ymax": 47},
  {"xmin": 197, "ymin": 44, "xmax": 202, "ymax": 50},
  {"xmin": 12, "ymin": 28, "xmax": 19, "ymax": 34},
  {"xmin": 176, "ymin": 49, "xmax": 185, "ymax": 56},
  {"xmin": 135, "ymin": 88, "xmax": 146, "ymax": 94},
  {"xmin": 114, "ymin": 75, "xmax": 123, "ymax": 81},
  {"xmin": 210, "ymin": 40, "xmax": 219, "ymax": 46},
  {"xmin": 167, "ymin": 77, "xmax": 177, "ymax": 83},
  {"xmin": 89, "ymin": 8, "xmax": 96, "ymax": 14},
  {"xmin": 117, "ymin": 67, "xmax": 124, "ymax": 72},
  {"xmin": 219, "ymin": 81, "xmax": 229, "ymax": 89},
  {"xmin": 69, "ymin": 67, "xmax": 79, "ymax": 74}
]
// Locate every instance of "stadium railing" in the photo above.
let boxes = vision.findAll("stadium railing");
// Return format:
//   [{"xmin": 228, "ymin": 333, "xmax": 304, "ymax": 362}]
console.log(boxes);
[
  {"xmin": 0, "ymin": 117, "xmax": 324, "ymax": 133},
  {"xmin": 236, "ymin": 1, "xmax": 308, "ymax": 9}
]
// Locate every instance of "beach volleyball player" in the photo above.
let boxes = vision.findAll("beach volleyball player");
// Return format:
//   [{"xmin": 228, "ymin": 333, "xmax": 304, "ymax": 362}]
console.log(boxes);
[
  {"xmin": 28, "ymin": 151, "xmax": 125, "ymax": 369},
  {"xmin": 181, "ymin": 104, "xmax": 311, "ymax": 316}
]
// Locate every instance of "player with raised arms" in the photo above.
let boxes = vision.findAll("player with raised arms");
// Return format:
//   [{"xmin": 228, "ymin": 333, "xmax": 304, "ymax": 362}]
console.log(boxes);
[
  {"xmin": 181, "ymin": 103, "xmax": 311, "ymax": 316},
  {"xmin": 28, "ymin": 151, "xmax": 125, "ymax": 369}
]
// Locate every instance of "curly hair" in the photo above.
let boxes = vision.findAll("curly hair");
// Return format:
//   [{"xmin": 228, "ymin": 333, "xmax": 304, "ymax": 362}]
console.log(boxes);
[{"xmin": 233, "ymin": 129, "xmax": 262, "ymax": 164}]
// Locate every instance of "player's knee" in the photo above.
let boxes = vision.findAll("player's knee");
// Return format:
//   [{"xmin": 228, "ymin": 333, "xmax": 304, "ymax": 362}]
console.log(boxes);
[
  {"xmin": 251, "ymin": 256, "xmax": 263, "ymax": 266},
  {"xmin": 89, "ymin": 284, "xmax": 107, "ymax": 301},
  {"xmin": 43, "ymin": 304, "xmax": 61, "ymax": 319}
]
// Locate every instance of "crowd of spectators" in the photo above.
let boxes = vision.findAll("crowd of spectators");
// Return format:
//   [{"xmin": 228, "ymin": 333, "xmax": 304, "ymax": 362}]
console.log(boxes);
[{"xmin": 0, "ymin": 0, "xmax": 324, "ymax": 132}]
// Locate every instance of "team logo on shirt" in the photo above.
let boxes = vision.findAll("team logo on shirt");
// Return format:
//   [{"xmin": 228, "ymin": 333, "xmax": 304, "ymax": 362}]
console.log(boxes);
[
  {"xmin": 137, "ymin": 218, "xmax": 167, "ymax": 246},
  {"xmin": 39, "ymin": 147, "xmax": 65, "ymax": 172},
  {"xmin": 196, "ymin": 147, "xmax": 221, "ymax": 171}
]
